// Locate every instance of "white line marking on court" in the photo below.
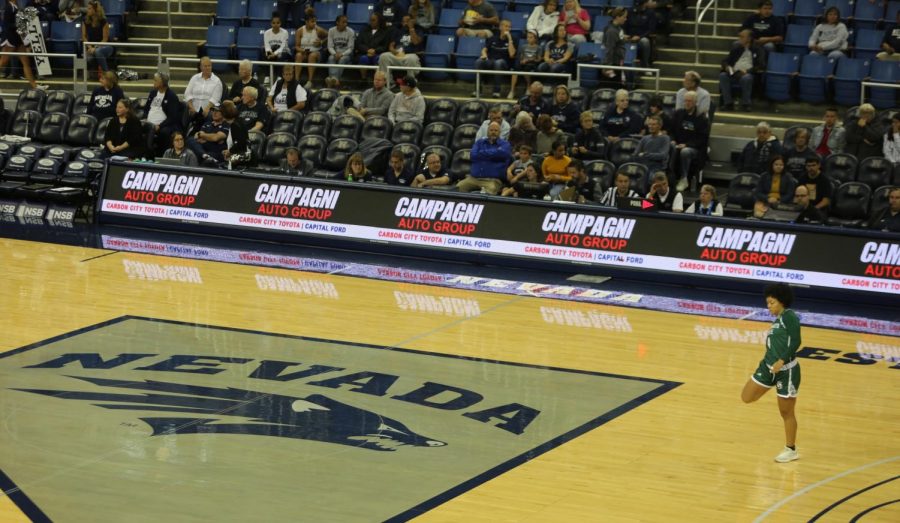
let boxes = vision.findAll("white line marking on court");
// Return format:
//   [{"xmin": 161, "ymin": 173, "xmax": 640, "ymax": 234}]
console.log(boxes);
[
  {"xmin": 753, "ymin": 455, "xmax": 900, "ymax": 522},
  {"xmin": 738, "ymin": 310, "xmax": 759, "ymax": 321}
]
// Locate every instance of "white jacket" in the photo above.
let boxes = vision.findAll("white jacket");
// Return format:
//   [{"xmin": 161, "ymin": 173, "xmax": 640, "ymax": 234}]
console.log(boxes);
[{"xmin": 527, "ymin": 7, "xmax": 559, "ymax": 39}]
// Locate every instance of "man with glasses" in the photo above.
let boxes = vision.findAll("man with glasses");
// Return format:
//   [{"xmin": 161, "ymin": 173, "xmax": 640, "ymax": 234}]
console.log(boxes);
[{"xmin": 792, "ymin": 186, "xmax": 825, "ymax": 224}]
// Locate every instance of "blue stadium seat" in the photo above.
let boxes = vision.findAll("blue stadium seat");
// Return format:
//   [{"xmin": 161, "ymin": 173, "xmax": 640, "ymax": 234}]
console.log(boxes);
[
  {"xmin": 853, "ymin": 28, "xmax": 883, "ymax": 60},
  {"xmin": 592, "ymin": 15, "xmax": 612, "ymax": 33},
  {"xmin": 609, "ymin": 0, "xmax": 634, "ymax": 7},
  {"xmin": 101, "ymin": 0, "xmax": 125, "ymax": 27},
  {"xmin": 508, "ymin": 11, "xmax": 529, "ymax": 41},
  {"xmin": 772, "ymin": 0, "xmax": 793, "ymax": 18},
  {"xmin": 206, "ymin": 26, "xmax": 237, "ymax": 72},
  {"xmin": 456, "ymin": 36, "xmax": 484, "ymax": 80},
  {"xmin": 347, "ymin": 3, "xmax": 374, "ymax": 32},
  {"xmin": 314, "ymin": 2, "xmax": 345, "ymax": 29},
  {"xmin": 423, "ymin": 34, "xmax": 455, "ymax": 80},
  {"xmin": 823, "ymin": 0, "xmax": 853, "ymax": 18},
  {"xmin": 853, "ymin": 0, "xmax": 886, "ymax": 29},
  {"xmin": 236, "ymin": 27, "xmax": 265, "ymax": 62},
  {"xmin": 50, "ymin": 21, "xmax": 82, "ymax": 55},
  {"xmin": 791, "ymin": 0, "xmax": 824, "ymax": 25},
  {"xmin": 581, "ymin": 0, "xmax": 610, "ymax": 10},
  {"xmin": 868, "ymin": 60, "xmax": 900, "ymax": 109},
  {"xmin": 783, "ymin": 24, "xmax": 814, "ymax": 54},
  {"xmin": 437, "ymin": 9, "xmax": 463, "ymax": 35},
  {"xmin": 575, "ymin": 43, "xmax": 605, "ymax": 88},
  {"xmin": 832, "ymin": 57, "xmax": 871, "ymax": 106},
  {"xmin": 887, "ymin": 1, "xmax": 900, "ymax": 22},
  {"xmin": 216, "ymin": 1, "xmax": 248, "ymax": 27},
  {"xmin": 248, "ymin": 0, "xmax": 279, "ymax": 27},
  {"xmin": 765, "ymin": 52, "xmax": 801, "ymax": 102},
  {"xmin": 623, "ymin": 42, "xmax": 638, "ymax": 65},
  {"xmin": 797, "ymin": 54, "xmax": 836, "ymax": 104}
]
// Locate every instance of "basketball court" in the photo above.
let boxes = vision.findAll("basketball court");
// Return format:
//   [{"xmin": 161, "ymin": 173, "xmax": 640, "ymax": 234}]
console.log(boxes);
[{"xmin": 0, "ymin": 232, "xmax": 898, "ymax": 522}]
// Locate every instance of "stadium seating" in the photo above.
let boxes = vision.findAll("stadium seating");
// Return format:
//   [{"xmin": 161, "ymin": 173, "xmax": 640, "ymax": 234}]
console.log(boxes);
[
  {"xmin": 420, "ymin": 145, "xmax": 452, "ymax": 171},
  {"xmin": 331, "ymin": 115, "xmax": 363, "ymax": 141},
  {"xmin": 456, "ymin": 37, "xmax": 485, "ymax": 80},
  {"xmin": 853, "ymin": 0, "xmax": 885, "ymax": 29},
  {"xmin": 783, "ymin": 25, "xmax": 814, "ymax": 55},
  {"xmin": 391, "ymin": 143, "xmax": 421, "ymax": 170},
  {"xmin": 857, "ymin": 157, "xmax": 894, "ymax": 189},
  {"xmin": 868, "ymin": 61, "xmax": 900, "ymax": 109},
  {"xmin": 765, "ymin": 53, "xmax": 801, "ymax": 102},
  {"xmin": 263, "ymin": 132, "xmax": 297, "ymax": 166},
  {"xmin": 391, "ymin": 121, "xmax": 423, "ymax": 145},
  {"xmin": 206, "ymin": 26, "xmax": 238, "ymax": 72},
  {"xmin": 724, "ymin": 173, "xmax": 761, "ymax": 212},
  {"xmin": 832, "ymin": 57, "xmax": 871, "ymax": 106},
  {"xmin": 297, "ymin": 134, "xmax": 327, "ymax": 167},
  {"xmin": 853, "ymin": 29, "xmax": 884, "ymax": 60},
  {"xmin": 421, "ymin": 122, "xmax": 454, "ymax": 147},
  {"xmin": 824, "ymin": 153, "xmax": 859, "ymax": 184},
  {"xmin": 314, "ymin": 2, "xmax": 345, "ymax": 30},
  {"xmin": 347, "ymin": 4, "xmax": 375, "ymax": 32},
  {"xmin": 301, "ymin": 111, "xmax": 332, "ymax": 138},
  {"xmin": 361, "ymin": 117, "xmax": 393, "ymax": 142},
  {"xmin": 248, "ymin": 0, "xmax": 279, "ymax": 28},
  {"xmin": 450, "ymin": 124, "xmax": 479, "ymax": 150},
  {"xmin": 827, "ymin": 182, "xmax": 871, "ymax": 226},
  {"xmin": 426, "ymin": 98, "xmax": 458, "ymax": 124},
  {"xmin": 797, "ymin": 54, "xmax": 836, "ymax": 104},
  {"xmin": 215, "ymin": 1, "xmax": 249, "ymax": 27},
  {"xmin": 449, "ymin": 149, "xmax": 472, "ymax": 181},
  {"xmin": 237, "ymin": 27, "xmax": 266, "ymax": 62},
  {"xmin": 270, "ymin": 110, "xmax": 304, "ymax": 136},
  {"xmin": 423, "ymin": 35, "xmax": 456, "ymax": 80},
  {"xmin": 44, "ymin": 91, "xmax": 74, "ymax": 115},
  {"xmin": 320, "ymin": 138, "xmax": 358, "ymax": 173},
  {"xmin": 456, "ymin": 99, "xmax": 488, "ymax": 126}
]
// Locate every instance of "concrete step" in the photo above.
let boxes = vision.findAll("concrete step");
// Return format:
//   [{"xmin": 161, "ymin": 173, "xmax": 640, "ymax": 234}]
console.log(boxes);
[
  {"xmin": 140, "ymin": 0, "xmax": 216, "ymax": 14},
  {"xmin": 135, "ymin": 10, "xmax": 213, "ymax": 26},
  {"xmin": 685, "ymin": 6, "xmax": 752, "ymax": 24},
  {"xmin": 669, "ymin": 33, "xmax": 735, "ymax": 52},
  {"xmin": 655, "ymin": 61, "xmax": 720, "ymax": 79},
  {"xmin": 129, "ymin": 24, "xmax": 209, "ymax": 41},
  {"xmin": 130, "ymin": 37, "xmax": 201, "ymax": 56},
  {"xmin": 672, "ymin": 20, "xmax": 741, "ymax": 37},
  {"xmin": 656, "ymin": 48, "xmax": 727, "ymax": 66},
  {"xmin": 115, "ymin": 51, "xmax": 194, "ymax": 67}
]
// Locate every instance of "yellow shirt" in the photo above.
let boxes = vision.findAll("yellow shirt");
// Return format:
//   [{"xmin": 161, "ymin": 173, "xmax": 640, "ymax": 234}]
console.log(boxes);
[
  {"xmin": 768, "ymin": 174, "xmax": 781, "ymax": 201},
  {"xmin": 542, "ymin": 155, "xmax": 572, "ymax": 183}
]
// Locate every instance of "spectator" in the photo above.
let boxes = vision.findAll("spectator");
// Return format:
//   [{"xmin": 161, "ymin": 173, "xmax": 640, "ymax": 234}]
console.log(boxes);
[
  {"xmin": 508, "ymin": 111, "xmax": 538, "ymax": 151},
  {"xmin": 82, "ymin": 0, "xmax": 113, "ymax": 73},
  {"xmin": 876, "ymin": 10, "xmax": 900, "ymax": 61},
  {"xmin": 542, "ymin": 140, "xmax": 572, "ymax": 197},
  {"xmin": 505, "ymin": 144, "xmax": 534, "ymax": 187},
  {"xmin": 642, "ymin": 95, "xmax": 672, "ymax": 135},
  {"xmin": 797, "ymin": 156, "xmax": 832, "ymax": 212},
  {"xmin": 186, "ymin": 104, "xmax": 229, "ymax": 166},
  {"xmin": 845, "ymin": 103, "xmax": 884, "ymax": 161},
  {"xmin": 599, "ymin": 170, "xmax": 641, "ymax": 206},
  {"xmin": 527, "ymin": 0, "xmax": 560, "ymax": 42},
  {"xmin": 144, "ymin": 72, "xmax": 182, "ymax": 157},
  {"xmin": 88, "ymin": 70, "xmax": 123, "ymax": 122},
  {"xmin": 869, "ymin": 187, "xmax": 900, "ymax": 232},
  {"xmin": 379, "ymin": 15, "xmax": 424, "ymax": 83},
  {"xmin": 602, "ymin": 7, "xmax": 628, "ymax": 80},
  {"xmin": 476, "ymin": 105, "xmax": 511, "ymax": 140},
  {"xmin": 221, "ymin": 100, "xmax": 253, "ymax": 168},
  {"xmin": 559, "ymin": 160, "xmax": 596, "ymax": 202},
  {"xmin": 264, "ymin": 13, "xmax": 293, "ymax": 64},
  {"xmin": 792, "ymin": 185, "xmax": 826, "ymax": 224},
  {"xmin": 357, "ymin": 13, "xmax": 392, "ymax": 79},
  {"xmin": 740, "ymin": 0, "xmax": 784, "ymax": 53},
  {"xmin": 358, "ymin": 71, "xmax": 394, "ymax": 118},
  {"xmin": 884, "ymin": 113, "xmax": 900, "ymax": 163},
  {"xmin": 535, "ymin": 113, "xmax": 566, "ymax": 154},
  {"xmin": 811, "ymin": 107, "xmax": 846, "ymax": 156},
  {"xmin": 626, "ymin": 0, "xmax": 656, "ymax": 69},
  {"xmin": 229, "ymin": 60, "xmax": 265, "ymax": 106},
  {"xmin": 59, "ymin": 0, "xmax": 85, "ymax": 22},
  {"xmin": 675, "ymin": 70, "xmax": 710, "ymax": 116},
  {"xmin": 412, "ymin": 152, "xmax": 454, "ymax": 187},
  {"xmin": 324, "ymin": 15, "xmax": 356, "ymax": 88},
  {"xmin": 783, "ymin": 128, "xmax": 819, "ymax": 179},
  {"xmin": 685, "ymin": 184, "xmax": 723, "ymax": 216},
  {"xmin": 458, "ymin": 121, "xmax": 512, "ymax": 194},
  {"xmin": 550, "ymin": 85, "xmax": 580, "ymax": 134},
  {"xmin": 387, "ymin": 75, "xmax": 425, "ymax": 124},
  {"xmin": 184, "ymin": 57, "xmax": 223, "ymax": 130},
  {"xmin": 0, "ymin": 0, "xmax": 46, "ymax": 89},
  {"xmin": 294, "ymin": 9, "xmax": 328, "ymax": 90},
  {"xmin": 753, "ymin": 155, "xmax": 796, "ymax": 217},
  {"xmin": 236, "ymin": 86, "xmax": 271, "ymax": 133},
  {"xmin": 516, "ymin": 81, "xmax": 550, "ymax": 121},
  {"xmin": 279, "ymin": 147, "xmax": 304, "ymax": 176},
  {"xmin": 559, "ymin": 0, "xmax": 591, "ymax": 45},
  {"xmin": 31, "ymin": 0, "xmax": 57, "ymax": 23},
  {"xmin": 344, "ymin": 152, "xmax": 373, "ymax": 182},
  {"xmin": 571, "ymin": 110, "xmax": 606, "ymax": 161},
  {"xmin": 808, "ymin": 7, "xmax": 848, "ymax": 60},
  {"xmin": 509, "ymin": 30, "xmax": 543, "ymax": 99},
  {"xmin": 375, "ymin": 0, "xmax": 407, "ymax": 28},
  {"xmin": 276, "ymin": 0, "xmax": 304, "ymax": 28},
  {"xmin": 457, "ymin": 0, "xmax": 499, "ymax": 38},
  {"xmin": 672, "ymin": 90, "xmax": 709, "ymax": 191},
  {"xmin": 501, "ymin": 163, "xmax": 542, "ymax": 197},
  {"xmin": 719, "ymin": 29, "xmax": 764, "ymax": 112},
  {"xmin": 738, "ymin": 121, "xmax": 782, "ymax": 174},
  {"xmin": 409, "ymin": 0, "xmax": 436, "ymax": 32},
  {"xmin": 601, "ymin": 89, "xmax": 643, "ymax": 141},
  {"xmin": 538, "ymin": 24, "xmax": 574, "ymax": 75},
  {"xmin": 102, "ymin": 99, "xmax": 145, "ymax": 159},
  {"xmin": 162, "ymin": 131, "xmax": 198, "ymax": 167},
  {"xmin": 385, "ymin": 149, "xmax": 415, "ymax": 186},
  {"xmin": 636, "ymin": 114, "xmax": 670, "ymax": 188},
  {"xmin": 267, "ymin": 65, "xmax": 308, "ymax": 113},
  {"xmin": 646, "ymin": 171, "xmax": 684, "ymax": 212},
  {"xmin": 476, "ymin": 19, "xmax": 516, "ymax": 98}
]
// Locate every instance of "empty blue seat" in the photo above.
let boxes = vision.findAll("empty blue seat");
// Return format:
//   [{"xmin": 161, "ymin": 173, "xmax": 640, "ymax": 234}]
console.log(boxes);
[
  {"xmin": 792, "ymin": 0, "xmax": 824, "ymax": 25},
  {"xmin": 437, "ymin": 9, "xmax": 463, "ymax": 35},
  {"xmin": 508, "ymin": 11, "xmax": 529, "ymax": 40},
  {"xmin": 609, "ymin": 0, "xmax": 634, "ymax": 7},
  {"xmin": 765, "ymin": 52, "xmax": 801, "ymax": 101},
  {"xmin": 854, "ymin": 28, "xmax": 883, "ymax": 60},
  {"xmin": 868, "ymin": 60, "xmax": 900, "ymax": 109},
  {"xmin": 823, "ymin": 0, "xmax": 853, "ymax": 18},
  {"xmin": 347, "ymin": 3, "xmax": 374, "ymax": 32},
  {"xmin": 853, "ymin": 0, "xmax": 886, "ymax": 29},
  {"xmin": 832, "ymin": 57, "xmax": 871, "ymax": 106},
  {"xmin": 772, "ymin": 0, "xmax": 793, "ymax": 18},
  {"xmin": 592, "ymin": 15, "xmax": 612, "ymax": 33},
  {"xmin": 797, "ymin": 53, "xmax": 836, "ymax": 103},
  {"xmin": 581, "ymin": 0, "xmax": 610, "ymax": 10},
  {"xmin": 50, "ymin": 21, "xmax": 82, "ymax": 55},
  {"xmin": 216, "ymin": 1, "xmax": 248, "ymax": 27},
  {"xmin": 101, "ymin": 0, "xmax": 125, "ymax": 27},
  {"xmin": 206, "ymin": 26, "xmax": 237, "ymax": 72},
  {"xmin": 423, "ymin": 34, "xmax": 455, "ymax": 80},
  {"xmin": 783, "ymin": 24, "xmax": 814, "ymax": 54},
  {"xmin": 575, "ymin": 43, "xmax": 606, "ymax": 88},
  {"xmin": 456, "ymin": 36, "xmax": 484, "ymax": 80},
  {"xmin": 887, "ymin": 1, "xmax": 900, "ymax": 22},
  {"xmin": 314, "ymin": 2, "xmax": 344, "ymax": 29},
  {"xmin": 248, "ymin": 0, "xmax": 279, "ymax": 27},
  {"xmin": 236, "ymin": 27, "xmax": 265, "ymax": 61}
]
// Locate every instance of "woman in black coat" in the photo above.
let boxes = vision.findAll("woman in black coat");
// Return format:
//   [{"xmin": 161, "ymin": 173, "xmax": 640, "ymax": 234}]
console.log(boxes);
[
  {"xmin": 221, "ymin": 100, "xmax": 252, "ymax": 169},
  {"xmin": 103, "ymin": 99, "xmax": 145, "ymax": 159}
]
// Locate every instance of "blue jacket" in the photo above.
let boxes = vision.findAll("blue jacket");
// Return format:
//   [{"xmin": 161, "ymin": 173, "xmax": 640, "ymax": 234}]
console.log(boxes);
[{"xmin": 471, "ymin": 137, "xmax": 512, "ymax": 179}]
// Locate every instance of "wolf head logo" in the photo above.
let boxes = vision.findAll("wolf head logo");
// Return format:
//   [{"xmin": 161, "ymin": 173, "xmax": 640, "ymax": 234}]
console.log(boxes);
[{"xmin": 14, "ymin": 376, "xmax": 447, "ymax": 452}]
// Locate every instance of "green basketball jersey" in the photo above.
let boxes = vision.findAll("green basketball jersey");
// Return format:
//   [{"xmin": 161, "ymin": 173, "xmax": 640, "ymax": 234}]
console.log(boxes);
[{"xmin": 764, "ymin": 309, "xmax": 801, "ymax": 366}]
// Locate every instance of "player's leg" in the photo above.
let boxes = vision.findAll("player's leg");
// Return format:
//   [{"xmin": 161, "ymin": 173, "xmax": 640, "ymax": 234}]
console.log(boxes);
[{"xmin": 741, "ymin": 379, "xmax": 769, "ymax": 403}]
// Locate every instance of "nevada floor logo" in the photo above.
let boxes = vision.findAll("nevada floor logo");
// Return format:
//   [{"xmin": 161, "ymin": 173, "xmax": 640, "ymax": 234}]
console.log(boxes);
[{"xmin": 0, "ymin": 317, "xmax": 678, "ymax": 522}]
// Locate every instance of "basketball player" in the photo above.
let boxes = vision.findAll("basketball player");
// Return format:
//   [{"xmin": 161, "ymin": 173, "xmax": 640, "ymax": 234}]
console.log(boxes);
[{"xmin": 740, "ymin": 283, "xmax": 801, "ymax": 463}]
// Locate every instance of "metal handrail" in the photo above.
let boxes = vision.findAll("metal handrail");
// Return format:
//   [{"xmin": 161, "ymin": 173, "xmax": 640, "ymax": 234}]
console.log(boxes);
[
  {"xmin": 385, "ymin": 65, "xmax": 572, "ymax": 97},
  {"xmin": 576, "ymin": 64, "xmax": 661, "ymax": 94},
  {"xmin": 694, "ymin": 0, "xmax": 719, "ymax": 64},
  {"xmin": 0, "ymin": 51, "xmax": 81, "ymax": 91},
  {"xmin": 860, "ymin": 81, "xmax": 900, "ymax": 105},
  {"xmin": 82, "ymin": 41, "xmax": 163, "ymax": 84}
]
